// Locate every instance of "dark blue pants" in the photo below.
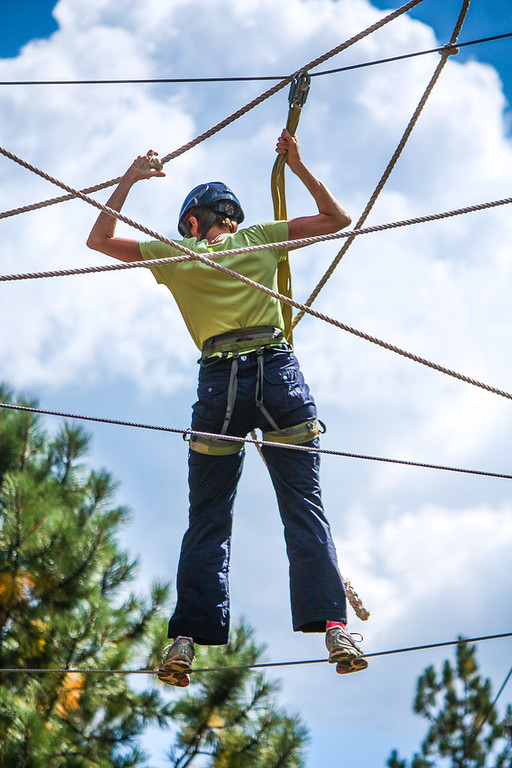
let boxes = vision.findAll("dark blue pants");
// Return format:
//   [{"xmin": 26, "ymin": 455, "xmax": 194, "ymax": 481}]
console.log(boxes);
[{"xmin": 168, "ymin": 348, "xmax": 347, "ymax": 645}]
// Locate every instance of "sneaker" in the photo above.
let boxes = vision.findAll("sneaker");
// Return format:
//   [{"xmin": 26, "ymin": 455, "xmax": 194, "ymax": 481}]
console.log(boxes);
[
  {"xmin": 325, "ymin": 626, "xmax": 368, "ymax": 674},
  {"xmin": 157, "ymin": 636, "xmax": 195, "ymax": 687}
]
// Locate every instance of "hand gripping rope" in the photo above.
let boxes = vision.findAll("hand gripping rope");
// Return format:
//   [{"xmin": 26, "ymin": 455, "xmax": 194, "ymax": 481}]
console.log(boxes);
[
  {"xmin": 0, "ymin": 0, "xmax": 426, "ymax": 222},
  {"xmin": 271, "ymin": 70, "xmax": 311, "ymax": 344}
]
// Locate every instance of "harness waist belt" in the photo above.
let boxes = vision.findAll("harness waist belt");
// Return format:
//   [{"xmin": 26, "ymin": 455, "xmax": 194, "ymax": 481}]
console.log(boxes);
[{"xmin": 201, "ymin": 326, "xmax": 285, "ymax": 358}]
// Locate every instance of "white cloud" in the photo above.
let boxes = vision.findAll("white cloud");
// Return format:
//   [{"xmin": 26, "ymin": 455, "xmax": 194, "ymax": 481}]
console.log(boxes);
[
  {"xmin": 340, "ymin": 502, "xmax": 512, "ymax": 636},
  {"xmin": 1, "ymin": 1, "xmax": 511, "ymax": 762}
]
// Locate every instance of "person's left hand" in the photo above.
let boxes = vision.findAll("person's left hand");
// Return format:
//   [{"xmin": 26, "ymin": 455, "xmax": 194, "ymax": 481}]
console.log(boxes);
[{"xmin": 276, "ymin": 129, "xmax": 302, "ymax": 171}]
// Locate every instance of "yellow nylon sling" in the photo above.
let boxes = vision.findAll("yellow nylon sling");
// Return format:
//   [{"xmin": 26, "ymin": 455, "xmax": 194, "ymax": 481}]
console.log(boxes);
[{"xmin": 270, "ymin": 72, "xmax": 311, "ymax": 344}]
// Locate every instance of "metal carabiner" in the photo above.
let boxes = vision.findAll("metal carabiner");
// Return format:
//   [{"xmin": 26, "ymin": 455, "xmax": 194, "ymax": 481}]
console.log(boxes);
[{"xmin": 288, "ymin": 71, "xmax": 311, "ymax": 109}]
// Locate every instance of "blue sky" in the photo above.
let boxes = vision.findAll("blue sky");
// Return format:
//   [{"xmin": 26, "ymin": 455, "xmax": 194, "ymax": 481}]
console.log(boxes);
[
  {"xmin": 3, "ymin": 0, "xmax": 511, "ymax": 109},
  {"xmin": 1, "ymin": 1, "xmax": 511, "ymax": 766},
  {"xmin": 0, "ymin": 0, "xmax": 59, "ymax": 57},
  {"xmin": 373, "ymin": 0, "xmax": 512, "ymax": 106}
]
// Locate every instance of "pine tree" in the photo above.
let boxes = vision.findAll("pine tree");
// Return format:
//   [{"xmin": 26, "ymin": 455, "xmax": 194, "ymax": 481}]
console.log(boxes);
[
  {"xmin": 0, "ymin": 385, "xmax": 310, "ymax": 767},
  {"xmin": 0, "ymin": 384, "xmax": 173, "ymax": 767},
  {"xmin": 387, "ymin": 640, "xmax": 512, "ymax": 768},
  {"xmin": 167, "ymin": 623, "xmax": 309, "ymax": 768}
]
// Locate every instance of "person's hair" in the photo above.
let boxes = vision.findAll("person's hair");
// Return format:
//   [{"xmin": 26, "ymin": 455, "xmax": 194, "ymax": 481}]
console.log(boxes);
[{"xmin": 191, "ymin": 205, "xmax": 238, "ymax": 235}]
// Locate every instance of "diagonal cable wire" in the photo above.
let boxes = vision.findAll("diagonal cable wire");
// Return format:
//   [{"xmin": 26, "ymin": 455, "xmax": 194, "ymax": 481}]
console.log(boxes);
[
  {"xmin": 313, "ymin": 33, "xmax": 512, "ymax": 77},
  {"xmin": 1, "ymin": 632, "xmax": 510, "ymax": 676},
  {"xmin": 466, "ymin": 663, "xmax": 512, "ymax": 751},
  {"xmin": 0, "ymin": 0, "xmax": 426, "ymax": 222},
  {"xmin": 1, "ymin": 400, "xmax": 511, "ymax": 480},
  {"xmin": 0, "ymin": 32, "xmax": 510, "ymax": 86},
  {"xmin": 292, "ymin": 0, "xmax": 470, "ymax": 328}
]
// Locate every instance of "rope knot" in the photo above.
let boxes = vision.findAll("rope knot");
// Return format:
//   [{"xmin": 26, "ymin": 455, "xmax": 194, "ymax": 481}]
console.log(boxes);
[{"xmin": 441, "ymin": 43, "xmax": 460, "ymax": 57}]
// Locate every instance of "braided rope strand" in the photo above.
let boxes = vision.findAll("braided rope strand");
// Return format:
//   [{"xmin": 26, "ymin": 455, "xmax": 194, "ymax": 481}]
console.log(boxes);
[
  {"xmin": 0, "ymin": 144, "xmax": 510, "ymax": 402},
  {"xmin": 292, "ymin": 0, "xmax": 470, "ymax": 327},
  {"xmin": 0, "ymin": 0, "xmax": 426, "ymax": 222},
  {"xmin": 344, "ymin": 580, "xmax": 371, "ymax": 621},
  {"xmin": 2, "ymin": 188, "xmax": 511, "ymax": 284}
]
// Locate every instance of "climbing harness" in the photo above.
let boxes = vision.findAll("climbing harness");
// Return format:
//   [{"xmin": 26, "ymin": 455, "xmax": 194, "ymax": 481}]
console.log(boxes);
[
  {"xmin": 187, "ymin": 418, "xmax": 324, "ymax": 455},
  {"xmin": 271, "ymin": 70, "xmax": 311, "ymax": 344},
  {"xmin": 189, "ymin": 326, "xmax": 328, "ymax": 456},
  {"xmin": 187, "ymin": 432, "xmax": 244, "ymax": 457},
  {"xmin": 189, "ymin": 326, "xmax": 292, "ymax": 455}
]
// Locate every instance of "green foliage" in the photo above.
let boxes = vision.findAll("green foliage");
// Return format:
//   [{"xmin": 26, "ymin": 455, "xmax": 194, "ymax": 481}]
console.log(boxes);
[
  {"xmin": 0, "ymin": 385, "xmax": 310, "ymax": 767},
  {"xmin": 387, "ymin": 640, "xmax": 512, "ymax": 768},
  {"xmin": 0, "ymin": 385, "xmax": 173, "ymax": 767},
  {"xmin": 168, "ymin": 623, "xmax": 309, "ymax": 768}
]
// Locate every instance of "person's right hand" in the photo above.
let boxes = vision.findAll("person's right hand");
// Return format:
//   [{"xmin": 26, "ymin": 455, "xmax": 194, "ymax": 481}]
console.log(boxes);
[{"xmin": 124, "ymin": 150, "xmax": 166, "ymax": 183}]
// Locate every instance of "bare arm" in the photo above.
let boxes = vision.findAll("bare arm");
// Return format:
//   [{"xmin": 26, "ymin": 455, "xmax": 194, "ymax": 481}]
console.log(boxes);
[
  {"xmin": 275, "ymin": 129, "xmax": 351, "ymax": 242},
  {"xmin": 86, "ymin": 151, "xmax": 165, "ymax": 262}
]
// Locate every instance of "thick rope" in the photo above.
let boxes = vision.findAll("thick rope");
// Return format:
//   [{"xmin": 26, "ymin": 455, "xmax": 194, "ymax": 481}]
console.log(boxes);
[
  {"xmin": 1, "ymin": 402, "xmax": 510, "ymax": 481},
  {"xmin": 0, "ymin": 142, "xmax": 510, "ymax": 402},
  {"xmin": 292, "ymin": 0, "xmax": 470, "ymax": 328},
  {"xmin": 1, "ymin": 171, "xmax": 510, "ymax": 282},
  {"xmin": 0, "ymin": 0, "xmax": 426, "ymax": 222},
  {"xmin": 1, "ymin": 632, "xmax": 510, "ymax": 675},
  {"xmin": 344, "ymin": 581, "xmax": 371, "ymax": 621}
]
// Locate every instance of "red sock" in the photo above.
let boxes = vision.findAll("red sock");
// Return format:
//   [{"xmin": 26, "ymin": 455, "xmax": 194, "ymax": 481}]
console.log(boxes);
[{"xmin": 326, "ymin": 621, "xmax": 347, "ymax": 631}]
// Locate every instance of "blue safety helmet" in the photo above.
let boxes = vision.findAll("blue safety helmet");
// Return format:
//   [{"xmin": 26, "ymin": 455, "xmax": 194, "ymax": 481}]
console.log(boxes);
[{"xmin": 178, "ymin": 182, "xmax": 244, "ymax": 237}]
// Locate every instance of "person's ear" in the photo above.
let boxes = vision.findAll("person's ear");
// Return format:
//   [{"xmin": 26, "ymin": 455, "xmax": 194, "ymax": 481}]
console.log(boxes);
[{"xmin": 188, "ymin": 216, "xmax": 199, "ymax": 237}]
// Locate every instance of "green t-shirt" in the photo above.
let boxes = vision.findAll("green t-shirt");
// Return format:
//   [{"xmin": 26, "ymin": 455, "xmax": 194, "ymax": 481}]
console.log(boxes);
[{"xmin": 139, "ymin": 221, "xmax": 289, "ymax": 350}]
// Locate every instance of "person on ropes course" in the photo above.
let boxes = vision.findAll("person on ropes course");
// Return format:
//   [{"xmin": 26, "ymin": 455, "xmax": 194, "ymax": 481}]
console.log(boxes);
[{"xmin": 87, "ymin": 128, "xmax": 367, "ymax": 686}]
